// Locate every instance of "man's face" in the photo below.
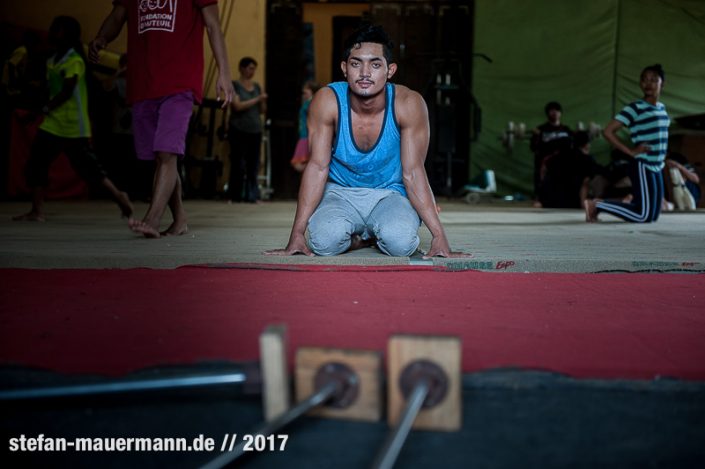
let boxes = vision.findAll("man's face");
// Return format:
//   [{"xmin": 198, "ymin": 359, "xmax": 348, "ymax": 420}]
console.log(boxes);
[
  {"xmin": 640, "ymin": 70, "xmax": 663, "ymax": 99},
  {"xmin": 240, "ymin": 63, "xmax": 257, "ymax": 80},
  {"xmin": 547, "ymin": 108, "xmax": 561, "ymax": 123},
  {"xmin": 341, "ymin": 42, "xmax": 396, "ymax": 98}
]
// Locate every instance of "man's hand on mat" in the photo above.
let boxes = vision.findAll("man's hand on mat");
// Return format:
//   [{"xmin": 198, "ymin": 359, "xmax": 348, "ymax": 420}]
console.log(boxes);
[
  {"xmin": 422, "ymin": 237, "xmax": 472, "ymax": 259},
  {"xmin": 264, "ymin": 235, "xmax": 313, "ymax": 256}
]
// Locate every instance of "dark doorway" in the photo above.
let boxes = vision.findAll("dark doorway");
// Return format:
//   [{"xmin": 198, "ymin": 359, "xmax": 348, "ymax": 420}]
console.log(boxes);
[
  {"xmin": 370, "ymin": 2, "xmax": 475, "ymax": 196},
  {"xmin": 265, "ymin": 0, "xmax": 304, "ymax": 199},
  {"xmin": 331, "ymin": 16, "xmax": 366, "ymax": 83}
]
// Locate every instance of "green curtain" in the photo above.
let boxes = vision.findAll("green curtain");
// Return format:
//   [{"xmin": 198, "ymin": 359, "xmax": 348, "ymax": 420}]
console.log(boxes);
[{"xmin": 471, "ymin": 0, "xmax": 705, "ymax": 196}]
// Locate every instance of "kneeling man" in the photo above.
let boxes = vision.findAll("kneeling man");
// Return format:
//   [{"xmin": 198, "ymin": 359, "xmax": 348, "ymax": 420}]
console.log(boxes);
[{"xmin": 268, "ymin": 24, "xmax": 466, "ymax": 258}]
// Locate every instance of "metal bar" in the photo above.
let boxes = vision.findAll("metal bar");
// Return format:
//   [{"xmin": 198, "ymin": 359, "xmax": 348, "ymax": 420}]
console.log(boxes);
[
  {"xmin": 200, "ymin": 381, "xmax": 338, "ymax": 469},
  {"xmin": 370, "ymin": 379, "xmax": 430, "ymax": 469},
  {"xmin": 0, "ymin": 372, "xmax": 248, "ymax": 400}
]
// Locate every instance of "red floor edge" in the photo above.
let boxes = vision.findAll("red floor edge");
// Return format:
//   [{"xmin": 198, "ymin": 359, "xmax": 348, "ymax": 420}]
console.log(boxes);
[{"xmin": 1, "ymin": 267, "xmax": 704, "ymax": 380}]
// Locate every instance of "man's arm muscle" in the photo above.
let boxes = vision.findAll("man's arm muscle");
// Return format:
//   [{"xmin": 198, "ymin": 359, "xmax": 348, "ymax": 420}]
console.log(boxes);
[{"xmin": 397, "ymin": 86, "xmax": 462, "ymax": 258}]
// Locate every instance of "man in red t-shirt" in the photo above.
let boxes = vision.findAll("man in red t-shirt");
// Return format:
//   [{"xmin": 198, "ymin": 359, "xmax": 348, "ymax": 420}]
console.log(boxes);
[{"xmin": 89, "ymin": 0, "xmax": 233, "ymax": 238}]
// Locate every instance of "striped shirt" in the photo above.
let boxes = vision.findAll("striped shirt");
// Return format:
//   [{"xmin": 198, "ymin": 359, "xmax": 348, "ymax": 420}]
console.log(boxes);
[{"xmin": 615, "ymin": 100, "xmax": 670, "ymax": 171}]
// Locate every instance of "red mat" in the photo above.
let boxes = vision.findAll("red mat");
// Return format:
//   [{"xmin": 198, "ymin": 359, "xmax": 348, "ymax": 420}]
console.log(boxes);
[{"xmin": 1, "ymin": 267, "xmax": 704, "ymax": 380}]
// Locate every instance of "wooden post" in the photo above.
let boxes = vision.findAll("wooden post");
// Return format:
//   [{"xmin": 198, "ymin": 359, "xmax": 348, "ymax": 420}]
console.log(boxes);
[{"xmin": 259, "ymin": 324, "xmax": 290, "ymax": 421}]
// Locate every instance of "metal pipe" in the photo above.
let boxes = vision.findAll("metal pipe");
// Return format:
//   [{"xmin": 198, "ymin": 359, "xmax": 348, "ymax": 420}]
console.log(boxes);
[
  {"xmin": 200, "ymin": 380, "xmax": 339, "ymax": 469},
  {"xmin": 0, "ymin": 372, "xmax": 248, "ymax": 400},
  {"xmin": 370, "ymin": 379, "xmax": 431, "ymax": 469}
]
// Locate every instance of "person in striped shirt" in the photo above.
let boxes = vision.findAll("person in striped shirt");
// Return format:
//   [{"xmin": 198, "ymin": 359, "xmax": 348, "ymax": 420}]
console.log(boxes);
[{"xmin": 584, "ymin": 64, "xmax": 669, "ymax": 223}]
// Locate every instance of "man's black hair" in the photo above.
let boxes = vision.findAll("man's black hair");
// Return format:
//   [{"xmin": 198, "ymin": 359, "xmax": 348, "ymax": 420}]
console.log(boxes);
[
  {"xmin": 544, "ymin": 101, "xmax": 562, "ymax": 115},
  {"xmin": 641, "ymin": 63, "xmax": 665, "ymax": 82},
  {"xmin": 49, "ymin": 16, "xmax": 86, "ymax": 62},
  {"xmin": 342, "ymin": 24, "xmax": 394, "ymax": 64},
  {"xmin": 49, "ymin": 16, "xmax": 81, "ymax": 44},
  {"xmin": 239, "ymin": 56, "xmax": 257, "ymax": 69}
]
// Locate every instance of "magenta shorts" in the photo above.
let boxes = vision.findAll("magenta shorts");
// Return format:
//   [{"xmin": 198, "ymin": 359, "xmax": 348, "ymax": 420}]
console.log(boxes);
[
  {"xmin": 290, "ymin": 137, "xmax": 310, "ymax": 165},
  {"xmin": 132, "ymin": 91, "xmax": 194, "ymax": 160}
]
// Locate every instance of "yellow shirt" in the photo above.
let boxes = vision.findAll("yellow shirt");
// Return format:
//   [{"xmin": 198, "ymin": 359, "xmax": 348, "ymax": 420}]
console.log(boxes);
[{"xmin": 40, "ymin": 48, "xmax": 91, "ymax": 138}]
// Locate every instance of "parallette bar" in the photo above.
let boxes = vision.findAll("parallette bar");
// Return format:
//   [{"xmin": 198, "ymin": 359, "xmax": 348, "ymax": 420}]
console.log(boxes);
[
  {"xmin": 370, "ymin": 377, "xmax": 430, "ymax": 469},
  {"xmin": 200, "ymin": 380, "xmax": 339, "ymax": 469},
  {"xmin": 0, "ymin": 371, "xmax": 251, "ymax": 400}
]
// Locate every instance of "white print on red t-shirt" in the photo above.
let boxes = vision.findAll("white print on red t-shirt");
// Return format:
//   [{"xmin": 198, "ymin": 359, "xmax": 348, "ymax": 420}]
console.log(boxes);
[{"xmin": 139, "ymin": 0, "xmax": 178, "ymax": 34}]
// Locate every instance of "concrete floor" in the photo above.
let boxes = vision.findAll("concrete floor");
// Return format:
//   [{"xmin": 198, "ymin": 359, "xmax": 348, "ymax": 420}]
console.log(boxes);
[{"xmin": 1, "ymin": 199, "xmax": 704, "ymax": 272}]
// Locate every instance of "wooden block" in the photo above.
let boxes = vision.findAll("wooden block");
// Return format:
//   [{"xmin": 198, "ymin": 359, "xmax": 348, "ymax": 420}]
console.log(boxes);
[
  {"xmin": 295, "ymin": 347, "xmax": 382, "ymax": 422},
  {"xmin": 259, "ymin": 324, "xmax": 290, "ymax": 421},
  {"xmin": 387, "ymin": 335, "xmax": 462, "ymax": 431}
]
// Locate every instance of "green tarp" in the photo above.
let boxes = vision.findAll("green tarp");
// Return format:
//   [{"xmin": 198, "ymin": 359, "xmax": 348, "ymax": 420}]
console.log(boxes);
[{"xmin": 471, "ymin": 0, "xmax": 705, "ymax": 196}]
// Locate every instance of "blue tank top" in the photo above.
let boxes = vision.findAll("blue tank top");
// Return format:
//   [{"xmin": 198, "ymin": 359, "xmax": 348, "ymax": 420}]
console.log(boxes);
[{"xmin": 327, "ymin": 82, "xmax": 405, "ymax": 196}]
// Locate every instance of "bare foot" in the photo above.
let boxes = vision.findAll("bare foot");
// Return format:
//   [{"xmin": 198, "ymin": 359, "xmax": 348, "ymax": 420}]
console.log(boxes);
[
  {"xmin": 160, "ymin": 222, "xmax": 188, "ymax": 237},
  {"xmin": 129, "ymin": 218, "xmax": 160, "ymax": 238},
  {"xmin": 12, "ymin": 212, "xmax": 45, "ymax": 222},
  {"xmin": 622, "ymin": 194, "xmax": 633, "ymax": 203},
  {"xmin": 116, "ymin": 191, "xmax": 134, "ymax": 219},
  {"xmin": 349, "ymin": 234, "xmax": 376, "ymax": 251},
  {"xmin": 583, "ymin": 199, "xmax": 598, "ymax": 223}
]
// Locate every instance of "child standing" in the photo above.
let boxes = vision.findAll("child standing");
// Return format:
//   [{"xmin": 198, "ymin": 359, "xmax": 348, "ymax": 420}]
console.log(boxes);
[
  {"xmin": 290, "ymin": 81, "xmax": 321, "ymax": 173},
  {"xmin": 585, "ymin": 64, "xmax": 669, "ymax": 223},
  {"xmin": 13, "ymin": 16, "xmax": 132, "ymax": 222}
]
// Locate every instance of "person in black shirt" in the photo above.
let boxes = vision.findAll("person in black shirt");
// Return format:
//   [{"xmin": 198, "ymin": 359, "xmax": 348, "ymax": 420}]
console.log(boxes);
[
  {"xmin": 539, "ymin": 131, "xmax": 601, "ymax": 208},
  {"xmin": 530, "ymin": 101, "xmax": 572, "ymax": 207}
]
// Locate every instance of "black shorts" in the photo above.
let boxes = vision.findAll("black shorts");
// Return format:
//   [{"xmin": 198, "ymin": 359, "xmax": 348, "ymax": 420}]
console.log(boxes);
[{"xmin": 26, "ymin": 129, "xmax": 106, "ymax": 188}]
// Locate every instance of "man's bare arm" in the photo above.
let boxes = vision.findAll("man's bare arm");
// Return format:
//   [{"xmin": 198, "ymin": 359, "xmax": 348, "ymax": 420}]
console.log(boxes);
[
  {"xmin": 231, "ymin": 93, "xmax": 266, "ymax": 112},
  {"xmin": 397, "ymin": 86, "xmax": 469, "ymax": 258},
  {"xmin": 202, "ymin": 4, "xmax": 234, "ymax": 107},
  {"xmin": 265, "ymin": 88, "xmax": 335, "ymax": 255},
  {"xmin": 89, "ymin": 5, "xmax": 127, "ymax": 63}
]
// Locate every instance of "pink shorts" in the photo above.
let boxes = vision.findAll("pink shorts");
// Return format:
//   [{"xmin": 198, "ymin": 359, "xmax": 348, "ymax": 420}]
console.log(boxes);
[
  {"xmin": 132, "ymin": 91, "xmax": 194, "ymax": 160},
  {"xmin": 290, "ymin": 138, "xmax": 310, "ymax": 165}
]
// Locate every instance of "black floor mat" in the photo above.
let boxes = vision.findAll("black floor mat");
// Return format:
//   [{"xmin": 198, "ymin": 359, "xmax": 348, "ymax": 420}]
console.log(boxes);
[{"xmin": 2, "ymin": 365, "xmax": 704, "ymax": 468}]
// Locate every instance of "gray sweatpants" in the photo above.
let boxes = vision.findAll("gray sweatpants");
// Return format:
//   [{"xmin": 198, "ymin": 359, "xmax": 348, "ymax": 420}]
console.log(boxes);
[{"xmin": 308, "ymin": 183, "xmax": 421, "ymax": 257}]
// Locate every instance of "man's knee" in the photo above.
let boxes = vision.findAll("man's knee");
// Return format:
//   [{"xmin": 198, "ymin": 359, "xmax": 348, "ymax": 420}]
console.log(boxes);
[
  {"xmin": 375, "ymin": 224, "xmax": 419, "ymax": 257},
  {"xmin": 307, "ymin": 218, "xmax": 352, "ymax": 256}
]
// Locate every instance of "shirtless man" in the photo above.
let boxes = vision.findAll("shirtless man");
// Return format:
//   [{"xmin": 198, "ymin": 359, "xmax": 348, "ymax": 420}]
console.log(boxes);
[{"xmin": 267, "ymin": 24, "xmax": 467, "ymax": 258}]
